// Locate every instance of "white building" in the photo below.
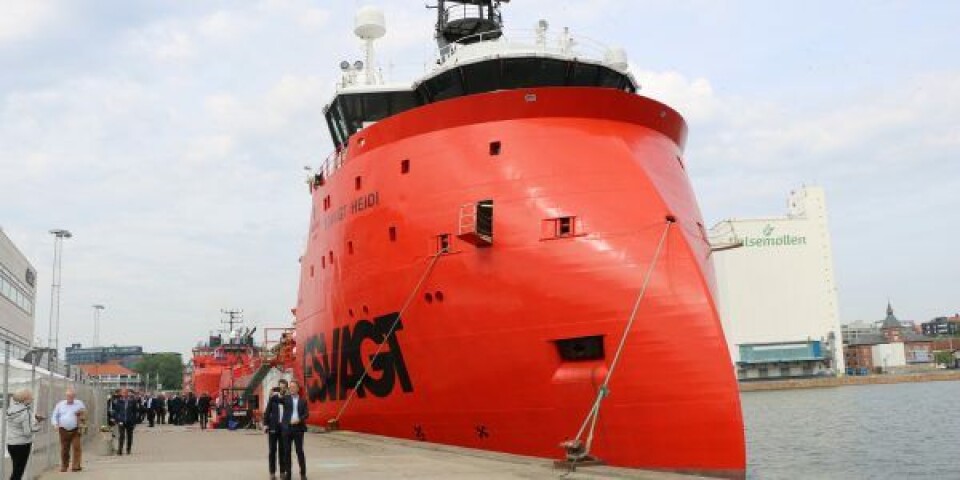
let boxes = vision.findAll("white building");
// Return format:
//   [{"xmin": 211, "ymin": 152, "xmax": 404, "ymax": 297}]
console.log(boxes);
[
  {"xmin": 710, "ymin": 186, "xmax": 845, "ymax": 375},
  {"xmin": 0, "ymin": 228, "xmax": 37, "ymax": 346},
  {"xmin": 871, "ymin": 343, "xmax": 907, "ymax": 370}
]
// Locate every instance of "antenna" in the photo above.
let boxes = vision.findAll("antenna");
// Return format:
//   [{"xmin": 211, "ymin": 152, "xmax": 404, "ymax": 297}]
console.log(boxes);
[
  {"xmin": 220, "ymin": 308, "xmax": 244, "ymax": 334},
  {"xmin": 354, "ymin": 6, "xmax": 386, "ymax": 84}
]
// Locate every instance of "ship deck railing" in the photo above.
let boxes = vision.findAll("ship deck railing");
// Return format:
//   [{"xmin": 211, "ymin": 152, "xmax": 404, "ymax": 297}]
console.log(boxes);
[
  {"xmin": 438, "ymin": 28, "xmax": 612, "ymax": 65},
  {"xmin": 317, "ymin": 147, "xmax": 349, "ymax": 183}
]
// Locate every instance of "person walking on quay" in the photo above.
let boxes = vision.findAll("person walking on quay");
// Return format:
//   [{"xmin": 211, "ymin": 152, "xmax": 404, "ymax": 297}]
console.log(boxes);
[
  {"xmin": 198, "ymin": 392, "xmax": 212, "ymax": 430},
  {"xmin": 6, "ymin": 388, "xmax": 42, "ymax": 480},
  {"xmin": 51, "ymin": 387, "xmax": 86, "ymax": 472},
  {"xmin": 186, "ymin": 391, "xmax": 199, "ymax": 425},
  {"xmin": 168, "ymin": 393, "xmax": 182, "ymax": 425},
  {"xmin": 264, "ymin": 384, "xmax": 287, "ymax": 480},
  {"xmin": 145, "ymin": 393, "xmax": 157, "ymax": 427},
  {"xmin": 110, "ymin": 388, "xmax": 140, "ymax": 455},
  {"xmin": 280, "ymin": 380, "xmax": 309, "ymax": 480},
  {"xmin": 156, "ymin": 393, "xmax": 167, "ymax": 425}
]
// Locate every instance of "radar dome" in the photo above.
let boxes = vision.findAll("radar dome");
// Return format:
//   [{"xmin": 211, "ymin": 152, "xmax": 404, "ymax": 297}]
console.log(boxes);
[
  {"xmin": 354, "ymin": 6, "xmax": 386, "ymax": 40},
  {"xmin": 605, "ymin": 47, "xmax": 629, "ymax": 72}
]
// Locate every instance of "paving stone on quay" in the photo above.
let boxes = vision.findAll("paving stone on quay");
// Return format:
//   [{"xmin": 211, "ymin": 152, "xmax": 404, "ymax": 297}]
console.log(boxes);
[{"xmin": 37, "ymin": 424, "xmax": 704, "ymax": 480}]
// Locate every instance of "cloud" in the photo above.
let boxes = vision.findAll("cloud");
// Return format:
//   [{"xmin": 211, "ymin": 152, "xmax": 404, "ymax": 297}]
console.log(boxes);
[
  {"xmin": 198, "ymin": 10, "xmax": 255, "ymax": 41},
  {"xmin": 633, "ymin": 68, "xmax": 720, "ymax": 123},
  {"xmin": 0, "ymin": 0, "xmax": 60, "ymax": 44},
  {"xmin": 128, "ymin": 21, "xmax": 197, "ymax": 63}
]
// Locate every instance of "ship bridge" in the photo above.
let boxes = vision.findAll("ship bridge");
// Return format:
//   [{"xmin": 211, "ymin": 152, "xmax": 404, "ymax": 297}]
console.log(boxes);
[{"xmin": 323, "ymin": 1, "xmax": 637, "ymax": 152}]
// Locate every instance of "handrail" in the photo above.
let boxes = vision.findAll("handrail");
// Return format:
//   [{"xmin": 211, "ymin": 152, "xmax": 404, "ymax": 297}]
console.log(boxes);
[
  {"xmin": 438, "ymin": 28, "xmax": 612, "ymax": 64},
  {"xmin": 314, "ymin": 146, "xmax": 349, "ymax": 184}
]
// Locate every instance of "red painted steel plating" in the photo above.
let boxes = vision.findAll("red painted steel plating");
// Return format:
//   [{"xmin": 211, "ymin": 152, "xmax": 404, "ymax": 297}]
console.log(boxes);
[{"xmin": 292, "ymin": 87, "xmax": 745, "ymax": 477}]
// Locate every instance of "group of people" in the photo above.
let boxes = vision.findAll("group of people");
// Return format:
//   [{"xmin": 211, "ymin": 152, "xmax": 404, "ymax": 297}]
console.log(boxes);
[
  {"xmin": 4, "ymin": 386, "xmax": 87, "ymax": 479},
  {"xmin": 3, "ymin": 381, "xmax": 311, "ymax": 479},
  {"xmin": 264, "ymin": 379, "xmax": 310, "ymax": 480},
  {"xmin": 106, "ymin": 388, "xmax": 216, "ymax": 456},
  {"xmin": 117, "ymin": 390, "xmax": 214, "ymax": 428}
]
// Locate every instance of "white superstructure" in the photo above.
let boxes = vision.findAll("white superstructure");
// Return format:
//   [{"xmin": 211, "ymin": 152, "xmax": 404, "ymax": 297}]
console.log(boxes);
[
  {"xmin": 710, "ymin": 186, "xmax": 845, "ymax": 373},
  {"xmin": 0, "ymin": 228, "xmax": 37, "ymax": 346}
]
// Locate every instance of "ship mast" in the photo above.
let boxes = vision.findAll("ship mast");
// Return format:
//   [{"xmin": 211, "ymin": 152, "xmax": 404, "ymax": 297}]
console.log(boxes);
[
  {"xmin": 220, "ymin": 308, "xmax": 244, "ymax": 337},
  {"xmin": 430, "ymin": 0, "xmax": 508, "ymax": 48}
]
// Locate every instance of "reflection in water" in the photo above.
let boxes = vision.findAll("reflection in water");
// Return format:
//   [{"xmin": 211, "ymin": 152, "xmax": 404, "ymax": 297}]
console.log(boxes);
[{"xmin": 742, "ymin": 381, "xmax": 960, "ymax": 479}]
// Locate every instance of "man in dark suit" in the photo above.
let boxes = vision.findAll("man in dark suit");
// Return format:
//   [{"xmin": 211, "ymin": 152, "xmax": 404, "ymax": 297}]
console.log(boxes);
[
  {"xmin": 280, "ymin": 380, "xmax": 309, "ymax": 480},
  {"xmin": 109, "ymin": 389, "xmax": 140, "ymax": 455},
  {"xmin": 263, "ymin": 384, "xmax": 287, "ymax": 480},
  {"xmin": 156, "ymin": 394, "xmax": 167, "ymax": 425},
  {"xmin": 169, "ymin": 394, "xmax": 182, "ymax": 425},
  {"xmin": 197, "ymin": 392, "xmax": 212, "ymax": 430},
  {"xmin": 144, "ymin": 394, "xmax": 156, "ymax": 427},
  {"xmin": 185, "ymin": 392, "xmax": 198, "ymax": 424}
]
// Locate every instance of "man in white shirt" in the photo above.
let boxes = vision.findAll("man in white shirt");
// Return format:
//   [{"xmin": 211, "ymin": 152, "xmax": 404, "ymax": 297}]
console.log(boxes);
[{"xmin": 51, "ymin": 388, "xmax": 86, "ymax": 472}]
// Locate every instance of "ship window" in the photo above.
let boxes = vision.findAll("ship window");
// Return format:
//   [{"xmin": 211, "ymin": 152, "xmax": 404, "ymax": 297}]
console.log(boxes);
[
  {"xmin": 355, "ymin": 176, "xmax": 362, "ymax": 190},
  {"xmin": 401, "ymin": 159, "xmax": 410, "ymax": 174},
  {"xmin": 348, "ymin": 241, "xmax": 354, "ymax": 255},
  {"xmin": 462, "ymin": 60, "xmax": 500, "ymax": 94},
  {"xmin": 328, "ymin": 90, "xmax": 421, "ymax": 139},
  {"xmin": 389, "ymin": 226, "xmax": 397, "ymax": 242},
  {"xmin": 424, "ymin": 70, "xmax": 465, "ymax": 102},
  {"xmin": 570, "ymin": 63, "xmax": 601, "ymax": 86},
  {"xmin": 596, "ymin": 67, "xmax": 624, "ymax": 89},
  {"xmin": 324, "ymin": 109, "xmax": 346, "ymax": 149},
  {"xmin": 310, "ymin": 265, "xmax": 314, "ymax": 277},
  {"xmin": 489, "ymin": 141, "xmax": 501, "ymax": 156},
  {"xmin": 501, "ymin": 58, "xmax": 568, "ymax": 89},
  {"xmin": 554, "ymin": 335, "xmax": 604, "ymax": 361},
  {"xmin": 557, "ymin": 217, "xmax": 574, "ymax": 237}
]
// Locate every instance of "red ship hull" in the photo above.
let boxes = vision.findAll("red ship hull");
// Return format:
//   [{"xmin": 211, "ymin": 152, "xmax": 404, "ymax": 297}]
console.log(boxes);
[{"xmin": 293, "ymin": 87, "xmax": 745, "ymax": 477}]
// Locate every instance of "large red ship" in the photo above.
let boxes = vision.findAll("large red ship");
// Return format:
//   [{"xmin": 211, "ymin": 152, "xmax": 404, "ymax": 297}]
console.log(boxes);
[{"xmin": 288, "ymin": 1, "xmax": 745, "ymax": 476}]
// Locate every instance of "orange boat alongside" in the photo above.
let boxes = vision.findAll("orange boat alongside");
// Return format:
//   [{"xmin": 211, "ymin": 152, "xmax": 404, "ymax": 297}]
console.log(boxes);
[{"xmin": 285, "ymin": 1, "xmax": 744, "ymax": 477}]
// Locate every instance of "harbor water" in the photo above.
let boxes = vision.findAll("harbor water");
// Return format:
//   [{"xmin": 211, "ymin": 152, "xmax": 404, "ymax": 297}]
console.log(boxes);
[{"xmin": 742, "ymin": 380, "xmax": 960, "ymax": 479}]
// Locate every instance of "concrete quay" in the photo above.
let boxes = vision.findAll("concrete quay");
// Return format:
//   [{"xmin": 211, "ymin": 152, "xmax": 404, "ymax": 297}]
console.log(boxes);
[
  {"xmin": 739, "ymin": 369, "xmax": 960, "ymax": 392},
  {"xmin": 38, "ymin": 424, "xmax": 704, "ymax": 479}
]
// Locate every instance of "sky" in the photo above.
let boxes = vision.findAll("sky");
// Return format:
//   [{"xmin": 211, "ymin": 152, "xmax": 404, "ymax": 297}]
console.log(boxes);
[{"xmin": 1, "ymin": 0, "xmax": 958, "ymax": 356}]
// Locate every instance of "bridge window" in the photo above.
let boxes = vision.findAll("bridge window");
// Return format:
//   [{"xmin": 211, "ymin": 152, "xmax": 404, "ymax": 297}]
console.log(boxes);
[
  {"xmin": 325, "ymin": 59, "xmax": 636, "ymax": 149},
  {"xmin": 463, "ymin": 60, "xmax": 500, "ymax": 94},
  {"xmin": 424, "ymin": 70, "xmax": 465, "ymax": 102},
  {"xmin": 325, "ymin": 90, "xmax": 420, "ymax": 149},
  {"xmin": 417, "ymin": 58, "xmax": 634, "ymax": 104},
  {"xmin": 501, "ymin": 58, "xmax": 568, "ymax": 89}
]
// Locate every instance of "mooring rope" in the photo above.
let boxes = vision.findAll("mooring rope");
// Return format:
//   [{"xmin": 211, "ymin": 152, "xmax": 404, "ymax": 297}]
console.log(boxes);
[
  {"xmin": 332, "ymin": 248, "xmax": 447, "ymax": 424},
  {"xmin": 565, "ymin": 217, "xmax": 674, "ymax": 469}
]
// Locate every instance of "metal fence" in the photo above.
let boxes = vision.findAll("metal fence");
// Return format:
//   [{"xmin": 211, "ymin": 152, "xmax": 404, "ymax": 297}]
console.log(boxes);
[{"xmin": 0, "ymin": 341, "xmax": 105, "ymax": 479}]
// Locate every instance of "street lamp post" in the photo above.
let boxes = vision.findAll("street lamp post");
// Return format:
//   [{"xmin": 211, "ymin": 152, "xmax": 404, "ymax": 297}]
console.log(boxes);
[
  {"xmin": 47, "ymin": 229, "xmax": 72, "ymax": 371},
  {"xmin": 92, "ymin": 304, "xmax": 105, "ymax": 348}
]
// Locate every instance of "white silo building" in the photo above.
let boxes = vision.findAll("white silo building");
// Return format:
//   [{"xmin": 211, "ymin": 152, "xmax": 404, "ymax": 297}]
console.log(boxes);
[{"xmin": 710, "ymin": 186, "xmax": 844, "ymax": 379}]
